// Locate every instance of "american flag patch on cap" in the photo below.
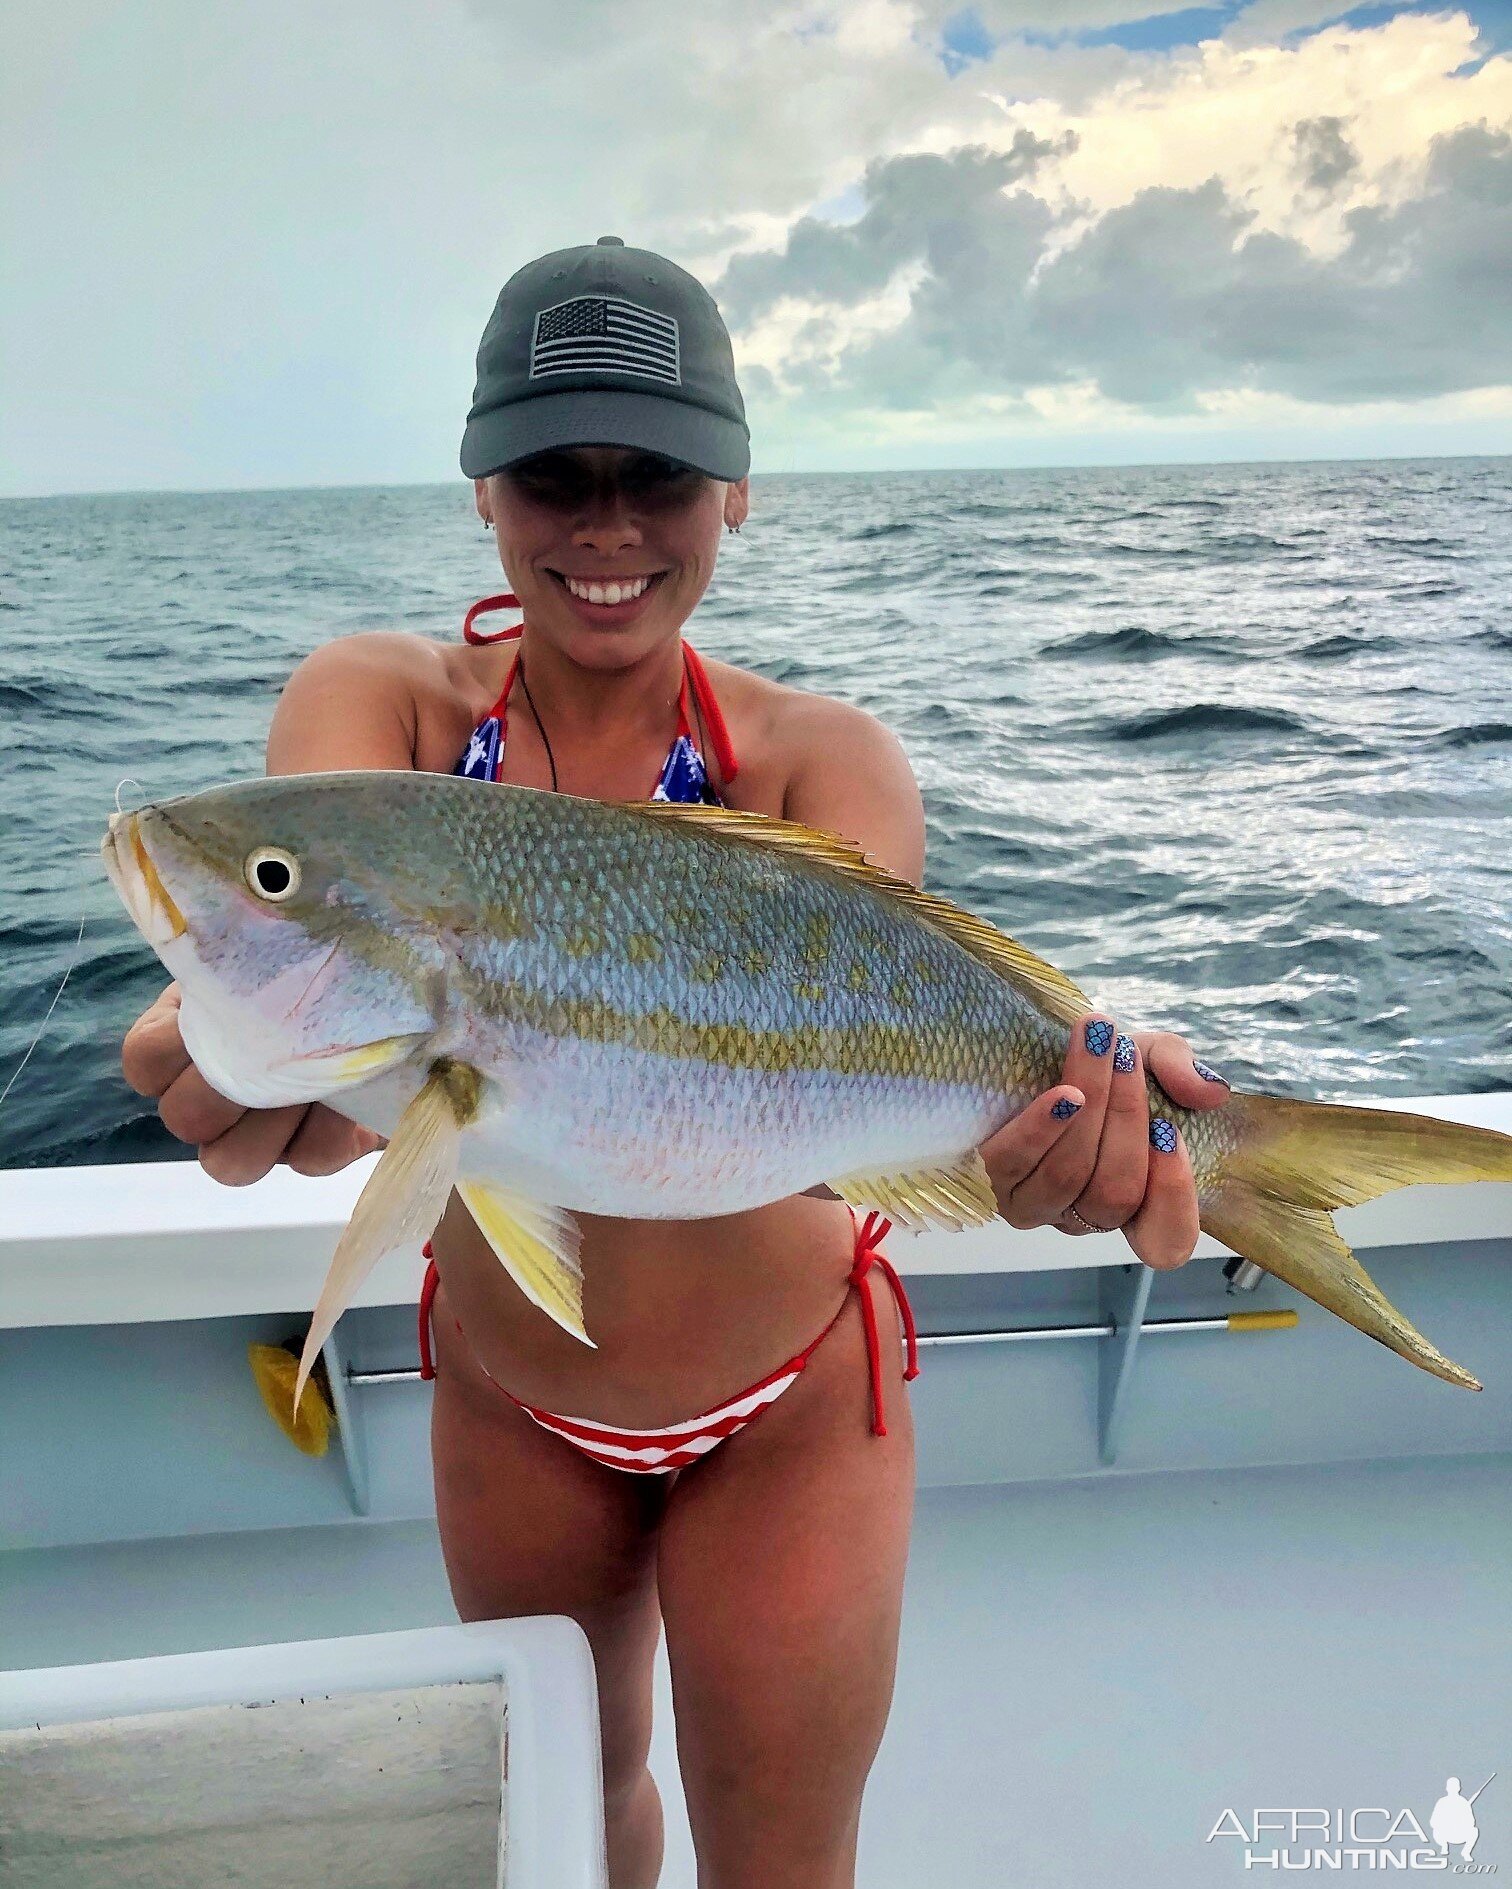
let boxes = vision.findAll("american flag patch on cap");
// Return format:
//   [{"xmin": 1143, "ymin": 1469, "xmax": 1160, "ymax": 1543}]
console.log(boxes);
[{"xmin": 529, "ymin": 296, "xmax": 681, "ymax": 385}]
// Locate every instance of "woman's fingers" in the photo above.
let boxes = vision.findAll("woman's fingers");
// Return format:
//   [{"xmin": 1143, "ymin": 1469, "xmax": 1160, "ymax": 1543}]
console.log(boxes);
[
  {"xmin": 197, "ymin": 1102, "xmax": 311, "ymax": 1187},
  {"xmin": 120, "ymin": 981, "xmax": 189, "ymax": 1097},
  {"xmin": 119, "ymin": 978, "xmax": 381, "ymax": 1186},
  {"xmin": 1061, "ymin": 1027, "xmax": 1150, "ymax": 1235},
  {"xmin": 1120, "ymin": 1118, "xmax": 1202, "ymax": 1270},
  {"xmin": 989, "ymin": 1013, "xmax": 1130, "ymax": 1232},
  {"xmin": 122, "ymin": 981, "xmax": 249, "ymax": 1148},
  {"xmin": 154, "ymin": 1063, "xmax": 245, "ymax": 1148},
  {"xmin": 1133, "ymin": 1029, "xmax": 1231, "ymax": 1112},
  {"xmin": 980, "ymin": 1084, "xmax": 1089, "ymax": 1226},
  {"xmin": 280, "ymin": 1103, "xmax": 384, "ymax": 1178}
]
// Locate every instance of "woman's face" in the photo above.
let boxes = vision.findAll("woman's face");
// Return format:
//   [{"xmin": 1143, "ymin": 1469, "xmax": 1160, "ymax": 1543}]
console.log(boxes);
[{"xmin": 476, "ymin": 446, "xmax": 749, "ymax": 671}]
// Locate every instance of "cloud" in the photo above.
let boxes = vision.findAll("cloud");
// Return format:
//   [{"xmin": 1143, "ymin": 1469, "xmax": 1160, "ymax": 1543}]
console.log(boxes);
[
  {"xmin": 1292, "ymin": 114, "xmax": 1361, "ymax": 194},
  {"xmin": 723, "ymin": 120, "xmax": 1512, "ymax": 416},
  {"xmin": 716, "ymin": 12, "xmax": 1512, "ymax": 440},
  {"xmin": 716, "ymin": 130, "xmax": 1074, "ymax": 327}
]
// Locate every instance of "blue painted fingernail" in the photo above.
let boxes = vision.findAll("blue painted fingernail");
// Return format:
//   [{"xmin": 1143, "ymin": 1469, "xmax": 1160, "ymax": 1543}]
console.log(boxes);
[
  {"xmin": 1193, "ymin": 1059, "xmax": 1229, "ymax": 1087},
  {"xmin": 1113, "ymin": 1033, "xmax": 1136, "ymax": 1073},
  {"xmin": 1050, "ymin": 1097, "xmax": 1082, "ymax": 1119},
  {"xmin": 1084, "ymin": 1019, "xmax": 1114, "ymax": 1056},
  {"xmin": 1150, "ymin": 1117, "xmax": 1178, "ymax": 1154}
]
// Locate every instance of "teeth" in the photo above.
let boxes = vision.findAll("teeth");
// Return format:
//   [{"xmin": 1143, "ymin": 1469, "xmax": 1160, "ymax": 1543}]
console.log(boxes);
[{"xmin": 564, "ymin": 574, "xmax": 653, "ymax": 605}]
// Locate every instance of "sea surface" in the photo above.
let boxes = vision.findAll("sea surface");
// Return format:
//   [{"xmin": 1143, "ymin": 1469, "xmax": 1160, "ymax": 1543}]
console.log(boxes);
[{"xmin": 1, "ymin": 457, "xmax": 1509, "ymax": 1171}]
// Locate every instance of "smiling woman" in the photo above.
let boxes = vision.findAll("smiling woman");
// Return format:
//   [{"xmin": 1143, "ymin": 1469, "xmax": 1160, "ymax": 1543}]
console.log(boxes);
[{"xmin": 119, "ymin": 234, "xmax": 1227, "ymax": 1889}]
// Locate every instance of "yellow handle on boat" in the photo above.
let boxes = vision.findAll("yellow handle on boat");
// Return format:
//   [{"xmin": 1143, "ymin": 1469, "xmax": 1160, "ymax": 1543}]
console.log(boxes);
[
  {"xmin": 1226, "ymin": 1309, "xmax": 1299, "ymax": 1332},
  {"xmin": 248, "ymin": 1340, "xmax": 334, "ymax": 1455}
]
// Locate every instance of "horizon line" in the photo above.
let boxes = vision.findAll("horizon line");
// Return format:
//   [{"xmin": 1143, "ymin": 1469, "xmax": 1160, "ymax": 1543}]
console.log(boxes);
[{"xmin": 4, "ymin": 445, "xmax": 1509, "ymax": 504}]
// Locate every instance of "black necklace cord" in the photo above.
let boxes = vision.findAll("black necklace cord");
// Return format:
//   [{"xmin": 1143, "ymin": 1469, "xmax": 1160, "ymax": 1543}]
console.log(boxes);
[
  {"xmin": 514, "ymin": 648, "xmax": 703, "ymax": 800},
  {"xmin": 514, "ymin": 655, "xmax": 560, "ymax": 793}
]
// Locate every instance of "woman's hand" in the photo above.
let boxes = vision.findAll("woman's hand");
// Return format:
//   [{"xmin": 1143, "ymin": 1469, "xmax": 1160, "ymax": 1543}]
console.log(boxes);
[
  {"xmin": 980, "ymin": 1016, "xmax": 1230, "ymax": 1271},
  {"xmin": 121, "ymin": 981, "xmax": 384, "ymax": 1185}
]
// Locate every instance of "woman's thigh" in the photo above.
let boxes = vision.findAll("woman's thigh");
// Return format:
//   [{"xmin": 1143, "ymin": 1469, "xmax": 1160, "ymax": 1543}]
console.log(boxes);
[
  {"xmin": 655, "ymin": 1284, "xmax": 917, "ymax": 1889},
  {"xmin": 428, "ymin": 1277, "xmax": 670, "ymax": 1796}
]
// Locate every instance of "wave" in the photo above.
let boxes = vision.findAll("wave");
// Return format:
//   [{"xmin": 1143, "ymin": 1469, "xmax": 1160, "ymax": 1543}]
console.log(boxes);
[
  {"xmin": 1363, "ymin": 534, "xmax": 1462, "ymax": 558},
  {"xmin": 1433, "ymin": 721, "xmax": 1512, "ymax": 749},
  {"xmin": 1297, "ymin": 634, "xmax": 1376, "ymax": 660},
  {"xmin": 1041, "ymin": 625, "xmax": 1226, "ymax": 661},
  {"xmin": 851, "ymin": 521, "xmax": 916, "ymax": 541},
  {"xmin": 0, "ymin": 679, "xmax": 60, "ymax": 711},
  {"xmin": 1111, "ymin": 703, "xmax": 1309, "ymax": 742}
]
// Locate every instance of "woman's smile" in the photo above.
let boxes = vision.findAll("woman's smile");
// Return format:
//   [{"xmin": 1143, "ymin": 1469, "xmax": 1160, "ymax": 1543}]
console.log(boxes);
[{"xmin": 545, "ymin": 566, "xmax": 670, "ymax": 623}]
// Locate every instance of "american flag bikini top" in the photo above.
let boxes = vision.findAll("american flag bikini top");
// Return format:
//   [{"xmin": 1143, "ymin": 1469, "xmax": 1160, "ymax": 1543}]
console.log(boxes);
[{"xmin": 456, "ymin": 593, "xmax": 737, "ymax": 804}]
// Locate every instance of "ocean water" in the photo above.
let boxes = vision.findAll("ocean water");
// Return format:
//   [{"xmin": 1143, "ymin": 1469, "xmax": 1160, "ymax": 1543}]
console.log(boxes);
[{"xmin": 1, "ymin": 457, "xmax": 1508, "ymax": 1171}]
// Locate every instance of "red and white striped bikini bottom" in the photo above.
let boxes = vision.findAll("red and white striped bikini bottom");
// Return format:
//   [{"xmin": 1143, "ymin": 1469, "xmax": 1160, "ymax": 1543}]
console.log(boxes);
[{"xmin": 418, "ymin": 1209, "xmax": 920, "ymax": 1475}]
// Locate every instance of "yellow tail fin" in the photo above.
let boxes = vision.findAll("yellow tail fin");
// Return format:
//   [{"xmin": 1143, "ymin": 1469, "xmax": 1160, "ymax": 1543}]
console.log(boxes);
[{"xmin": 1201, "ymin": 1092, "xmax": 1512, "ymax": 1391}]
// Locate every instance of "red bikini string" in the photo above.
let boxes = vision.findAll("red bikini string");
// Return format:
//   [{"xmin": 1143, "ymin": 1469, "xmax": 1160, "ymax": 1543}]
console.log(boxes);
[
  {"xmin": 418, "ymin": 1243, "xmax": 439, "ymax": 1381},
  {"xmin": 463, "ymin": 594, "xmax": 524, "ymax": 644},
  {"xmin": 848, "ymin": 1210, "xmax": 916, "ymax": 1436},
  {"xmin": 681, "ymin": 642, "xmax": 739, "ymax": 784}
]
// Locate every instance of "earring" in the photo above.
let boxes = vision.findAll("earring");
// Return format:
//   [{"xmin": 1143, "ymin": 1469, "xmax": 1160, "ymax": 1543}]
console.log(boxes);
[
  {"xmin": 725, "ymin": 521, "xmax": 741, "ymax": 534},
  {"xmin": 482, "ymin": 518, "xmax": 494, "ymax": 532}
]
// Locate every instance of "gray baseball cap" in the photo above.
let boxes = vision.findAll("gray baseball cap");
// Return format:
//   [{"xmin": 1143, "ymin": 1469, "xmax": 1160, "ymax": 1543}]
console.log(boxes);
[{"xmin": 461, "ymin": 236, "xmax": 751, "ymax": 483}]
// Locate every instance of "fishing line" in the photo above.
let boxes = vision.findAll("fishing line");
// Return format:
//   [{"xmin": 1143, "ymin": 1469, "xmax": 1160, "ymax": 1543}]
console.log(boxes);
[
  {"xmin": 0, "ymin": 903, "xmax": 88, "ymax": 1119},
  {"xmin": 0, "ymin": 777, "xmax": 147, "ymax": 1120}
]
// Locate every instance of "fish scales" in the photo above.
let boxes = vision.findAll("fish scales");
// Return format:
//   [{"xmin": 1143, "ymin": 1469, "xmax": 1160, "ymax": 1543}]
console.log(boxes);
[{"xmin": 431, "ymin": 786, "xmax": 1053, "ymax": 1214}]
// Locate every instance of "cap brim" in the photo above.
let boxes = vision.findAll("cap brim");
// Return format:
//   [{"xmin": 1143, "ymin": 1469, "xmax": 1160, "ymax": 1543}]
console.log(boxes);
[{"xmin": 461, "ymin": 389, "xmax": 750, "ymax": 482}]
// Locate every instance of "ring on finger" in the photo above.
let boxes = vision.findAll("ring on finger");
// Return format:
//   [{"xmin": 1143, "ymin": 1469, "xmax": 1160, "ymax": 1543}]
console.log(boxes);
[{"xmin": 1063, "ymin": 1203, "xmax": 1117, "ymax": 1234}]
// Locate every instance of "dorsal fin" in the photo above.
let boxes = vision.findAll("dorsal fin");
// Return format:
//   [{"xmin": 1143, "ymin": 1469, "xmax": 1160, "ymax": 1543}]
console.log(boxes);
[{"xmin": 622, "ymin": 800, "xmax": 1093, "ymax": 1029}]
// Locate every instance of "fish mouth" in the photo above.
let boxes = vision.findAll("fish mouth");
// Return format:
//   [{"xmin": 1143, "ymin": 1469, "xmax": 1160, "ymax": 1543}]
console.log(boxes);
[{"xmin": 102, "ymin": 809, "xmax": 189, "ymax": 946}]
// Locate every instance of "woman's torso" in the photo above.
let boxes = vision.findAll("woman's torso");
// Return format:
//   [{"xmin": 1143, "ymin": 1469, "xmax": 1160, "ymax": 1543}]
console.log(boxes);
[{"xmin": 408, "ymin": 623, "xmax": 863, "ymax": 1425}]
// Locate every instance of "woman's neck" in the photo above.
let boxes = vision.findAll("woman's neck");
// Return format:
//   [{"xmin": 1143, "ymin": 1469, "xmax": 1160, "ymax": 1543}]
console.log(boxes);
[{"xmin": 510, "ymin": 622, "xmax": 685, "ymax": 751}]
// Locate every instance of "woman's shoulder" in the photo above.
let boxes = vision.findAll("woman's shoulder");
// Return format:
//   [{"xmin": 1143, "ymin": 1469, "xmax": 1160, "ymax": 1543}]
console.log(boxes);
[
  {"xmin": 694, "ymin": 650, "xmax": 916, "ymax": 818},
  {"xmin": 268, "ymin": 631, "xmax": 477, "ymax": 776}
]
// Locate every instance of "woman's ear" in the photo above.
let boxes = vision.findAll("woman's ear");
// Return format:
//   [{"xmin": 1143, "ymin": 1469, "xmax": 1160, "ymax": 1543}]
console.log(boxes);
[
  {"xmin": 723, "ymin": 477, "xmax": 750, "ymax": 531},
  {"xmin": 474, "ymin": 476, "xmax": 492, "ymax": 527}
]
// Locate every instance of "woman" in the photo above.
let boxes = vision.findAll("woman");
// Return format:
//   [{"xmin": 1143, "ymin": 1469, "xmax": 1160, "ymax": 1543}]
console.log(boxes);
[{"xmin": 122, "ymin": 237, "xmax": 1229, "ymax": 1889}]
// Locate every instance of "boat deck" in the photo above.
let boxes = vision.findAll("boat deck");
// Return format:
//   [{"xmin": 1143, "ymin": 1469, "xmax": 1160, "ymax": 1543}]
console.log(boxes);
[{"xmin": 4, "ymin": 1452, "xmax": 1507, "ymax": 1885}]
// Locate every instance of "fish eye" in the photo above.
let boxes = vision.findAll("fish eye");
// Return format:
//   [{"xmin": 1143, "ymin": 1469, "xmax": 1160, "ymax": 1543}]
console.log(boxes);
[{"xmin": 245, "ymin": 846, "xmax": 301, "ymax": 902}]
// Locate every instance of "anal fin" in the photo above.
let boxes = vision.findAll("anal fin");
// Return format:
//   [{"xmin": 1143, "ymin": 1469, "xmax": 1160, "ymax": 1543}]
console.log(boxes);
[
  {"xmin": 829, "ymin": 1150, "xmax": 999, "ymax": 1234},
  {"xmin": 293, "ymin": 1057, "xmax": 483, "ymax": 1417},
  {"xmin": 457, "ymin": 1178, "xmax": 593, "ymax": 1348}
]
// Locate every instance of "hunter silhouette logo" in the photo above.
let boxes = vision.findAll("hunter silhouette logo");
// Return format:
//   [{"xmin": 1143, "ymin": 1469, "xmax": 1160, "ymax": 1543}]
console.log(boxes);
[{"xmin": 1430, "ymin": 1774, "xmax": 1494, "ymax": 1865}]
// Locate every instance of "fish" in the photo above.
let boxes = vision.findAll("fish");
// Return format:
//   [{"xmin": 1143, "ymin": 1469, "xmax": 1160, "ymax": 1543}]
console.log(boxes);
[{"xmin": 100, "ymin": 768, "xmax": 1512, "ymax": 1416}]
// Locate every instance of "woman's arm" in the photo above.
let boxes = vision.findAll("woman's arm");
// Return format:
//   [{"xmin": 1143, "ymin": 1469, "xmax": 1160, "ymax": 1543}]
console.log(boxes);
[{"xmin": 781, "ymin": 694, "xmax": 1221, "ymax": 1271}]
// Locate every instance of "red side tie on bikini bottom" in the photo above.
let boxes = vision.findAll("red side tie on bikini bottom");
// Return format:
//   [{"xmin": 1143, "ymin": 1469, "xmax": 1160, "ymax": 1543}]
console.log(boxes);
[{"xmin": 847, "ymin": 1209, "xmax": 920, "ymax": 1436}]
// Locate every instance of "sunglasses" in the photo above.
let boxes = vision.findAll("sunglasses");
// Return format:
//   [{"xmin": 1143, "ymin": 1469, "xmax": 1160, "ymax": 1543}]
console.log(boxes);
[{"xmin": 504, "ymin": 450, "xmax": 709, "ymax": 510}]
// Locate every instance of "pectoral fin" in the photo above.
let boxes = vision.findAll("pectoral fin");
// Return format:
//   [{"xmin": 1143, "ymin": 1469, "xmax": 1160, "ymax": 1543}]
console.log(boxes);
[
  {"xmin": 457, "ymin": 1178, "xmax": 593, "ymax": 1348},
  {"xmin": 829, "ymin": 1150, "xmax": 999, "ymax": 1234},
  {"xmin": 293, "ymin": 1057, "xmax": 485, "ymax": 1416}
]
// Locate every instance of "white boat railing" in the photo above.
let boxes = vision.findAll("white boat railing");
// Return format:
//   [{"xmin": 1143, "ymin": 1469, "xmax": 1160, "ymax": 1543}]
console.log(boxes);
[{"xmin": 2, "ymin": 1090, "xmax": 1508, "ymax": 1331}]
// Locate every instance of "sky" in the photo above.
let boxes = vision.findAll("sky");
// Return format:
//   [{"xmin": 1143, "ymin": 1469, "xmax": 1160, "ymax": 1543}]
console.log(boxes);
[{"xmin": 2, "ymin": 0, "xmax": 1509, "ymax": 494}]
